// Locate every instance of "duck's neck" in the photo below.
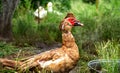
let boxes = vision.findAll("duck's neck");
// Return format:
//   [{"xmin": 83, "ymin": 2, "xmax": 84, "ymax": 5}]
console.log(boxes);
[
  {"xmin": 62, "ymin": 31, "xmax": 76, "ymax": 48},
  {"xmin": 48, "ymin": 7, "xmax": 53, "ymax": 12},
  {"xmin": 62, "ymin": 31, "xmax": 80, "ymax": 61}
]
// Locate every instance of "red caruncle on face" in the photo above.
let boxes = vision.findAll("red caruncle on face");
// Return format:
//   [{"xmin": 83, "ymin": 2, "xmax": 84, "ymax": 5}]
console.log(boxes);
[{"xmin": 67, "ymin": 17, "xmax": 76, "ymax": 26}]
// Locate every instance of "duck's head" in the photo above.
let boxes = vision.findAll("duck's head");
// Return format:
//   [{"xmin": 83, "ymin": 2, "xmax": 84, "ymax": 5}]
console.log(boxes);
[
  {"xmin": 59, "ymin": 13, "xmax": 84, "ymax": 32},
  {"xmin": 47, "ymin": 2, "xmax": 53, "ymax": 12},
  {"xmin": 47, "ymin": 2, "xmax": 53, "ymax": 7}
]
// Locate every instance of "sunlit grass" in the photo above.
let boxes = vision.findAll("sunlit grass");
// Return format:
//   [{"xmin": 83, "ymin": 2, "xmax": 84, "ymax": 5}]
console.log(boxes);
[
  {"xmin": 95, "ymin": 40, "xmax": 120, "ymax": 73},
  {"xmin": 96, "ymin": 40, "xmax": 120, "ymax": 59}
]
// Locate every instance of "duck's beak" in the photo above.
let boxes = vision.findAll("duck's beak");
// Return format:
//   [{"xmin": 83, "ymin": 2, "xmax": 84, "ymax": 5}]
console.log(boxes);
[{"xmin": 74, "ymin": 21, "xmax": 84, "ymax": 26}]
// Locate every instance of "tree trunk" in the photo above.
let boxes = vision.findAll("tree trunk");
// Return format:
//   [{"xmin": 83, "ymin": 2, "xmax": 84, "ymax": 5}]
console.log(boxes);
[{"xmin": 0, "ymin": 0, "xmax": 19, "ymax": 41}]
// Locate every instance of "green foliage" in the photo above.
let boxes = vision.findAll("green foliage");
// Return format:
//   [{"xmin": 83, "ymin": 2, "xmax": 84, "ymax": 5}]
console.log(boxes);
[
  {"xmin": 19, "ymin": 0, "xmax": 32, "ymax": 9},
  {"xmin": 98, "ymin": 17, "xmax": 120, "ymax": 40},
  {"xmin": 0, "ymin": 70, "xmax": 16, "ymax": 73},
  {"xmin": 52, "ymin": 0, "xmax": 71, "ymax": 12},
  {"xmin": 20, "ymin": 0, "xmax": 71, "ymax": 12},
  {"xmin": 31, "ymin": 0, "xmax": 51, "ymax": 8},
  {"xmin": 70, "ymin": 0, "xmax": 120, "ymax": 43},
  {"xmin": 12, "ymin": 10, "xmax": 38, "ymax": 44},
  {"xmin": 36, "ymin": 13, "xmax": 62, "ymax": 44},
  {"xmin": 13, "ymin": 8, "xmax": 63, "ymax": 45},
  {"xmin": 82, "ymin": 0, "xmax": 96, "ymax": 4},
  {"xmin": 11, "ymin": 0, "xmax": 120, "ymax": 47},
  {"xmin": 0, "ymin": 42, "xmax": 18, "ymax": 57},
  {"xmin": 12, "ymin": 0, "xmax": 120, "ymax": 55}
]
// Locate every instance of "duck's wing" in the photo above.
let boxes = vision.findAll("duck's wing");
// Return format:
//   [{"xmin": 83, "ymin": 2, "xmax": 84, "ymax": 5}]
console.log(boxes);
[{"xmin": 19, "ymin": 48, "xmax": 60, "ymax": 71}]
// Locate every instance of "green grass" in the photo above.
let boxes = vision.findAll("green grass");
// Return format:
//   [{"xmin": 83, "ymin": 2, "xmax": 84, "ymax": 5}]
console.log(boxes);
[
  {"xmin": 96, "ymin": 40, "xmax": 120, "ymax": 59},
  {"xmin": 0, "ymin": 42, "xmax": 18, "ymax": 57},
  {"xmin": 95, "ymin": 40, "xmax": 120, "ymax": 73}
]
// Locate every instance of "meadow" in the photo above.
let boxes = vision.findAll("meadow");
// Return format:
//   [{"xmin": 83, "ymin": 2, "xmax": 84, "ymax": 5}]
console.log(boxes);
[{"xmin": 0, "ymin": 0, "xmax": 120, "ymax": 73}]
